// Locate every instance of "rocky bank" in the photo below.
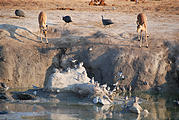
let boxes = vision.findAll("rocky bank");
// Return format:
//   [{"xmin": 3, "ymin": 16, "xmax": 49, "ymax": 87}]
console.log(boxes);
[{"xmin": 0, "ymin": 10, "xmax": 178, "ymax": 93}]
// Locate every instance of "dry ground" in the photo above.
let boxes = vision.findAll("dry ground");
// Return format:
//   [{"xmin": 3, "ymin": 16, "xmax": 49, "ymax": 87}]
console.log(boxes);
[{"xmin": 0, "ymin": 0, "xmax": 179, "ymax": 15}]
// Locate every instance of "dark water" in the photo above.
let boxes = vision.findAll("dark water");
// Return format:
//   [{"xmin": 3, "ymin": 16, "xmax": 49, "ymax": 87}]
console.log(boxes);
[{"xmin": 0, "ymin": 91, "xmax": 179, "ymax": 120}]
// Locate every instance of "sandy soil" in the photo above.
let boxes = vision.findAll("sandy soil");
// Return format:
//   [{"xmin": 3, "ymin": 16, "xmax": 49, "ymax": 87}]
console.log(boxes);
[
  {"xmin": 1, "ymin": 0, "xmax": 179, "ymax": 15},
  {"xmin": 0, "ymin": 7, "xmax": 178, "ymax": 48}
]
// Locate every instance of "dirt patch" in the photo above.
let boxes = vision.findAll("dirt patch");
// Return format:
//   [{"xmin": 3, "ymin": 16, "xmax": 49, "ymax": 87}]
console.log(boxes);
[{"xmin": 0, "ymin": 0, "xmax": 179, "ymax": 15}]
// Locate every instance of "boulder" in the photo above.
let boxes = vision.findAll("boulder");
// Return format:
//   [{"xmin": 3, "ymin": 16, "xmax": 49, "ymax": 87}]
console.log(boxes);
[{"xmin": 44, "ymin": 62, "xmax": 90, "ymax": 90}]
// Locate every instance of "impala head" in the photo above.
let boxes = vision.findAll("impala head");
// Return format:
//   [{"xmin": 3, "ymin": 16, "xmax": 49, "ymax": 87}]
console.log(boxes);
[{"xmin": 137, "ymin": 24, "xmax": 143, "ymax": 33}]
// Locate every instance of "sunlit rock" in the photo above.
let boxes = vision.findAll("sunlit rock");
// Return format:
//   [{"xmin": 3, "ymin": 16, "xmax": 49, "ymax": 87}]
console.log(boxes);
[
  {"xmin": 44, "ymin": 61, "xmax": 114, "ymax": 105},
  {"xmin": 44, "ymin": 62, "xmax": 90, "ymax": 90}
]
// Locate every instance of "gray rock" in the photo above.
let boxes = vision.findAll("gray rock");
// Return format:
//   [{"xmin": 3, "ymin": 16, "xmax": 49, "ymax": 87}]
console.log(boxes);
[{"xmin": 13, "ymin": 93, "xmax": 36, "ymax": 100}]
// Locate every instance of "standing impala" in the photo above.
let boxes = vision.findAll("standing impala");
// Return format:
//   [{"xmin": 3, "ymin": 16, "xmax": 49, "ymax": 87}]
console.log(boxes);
[
  {"xmin": 38, "ymin": 11, "xmax": 48, "ymax": 44},
  {"xmin": 136, "ymin": 13, "xmax": 148, "ymax": 48}
]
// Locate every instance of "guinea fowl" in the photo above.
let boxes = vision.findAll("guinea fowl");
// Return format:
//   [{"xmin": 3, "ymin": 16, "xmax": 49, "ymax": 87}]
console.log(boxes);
[
  {"xmin": 62, "ymin": 16, "xmax": 72, "ymax": 25},
  {"xmin": 101, "ymin": 15, "xmax": 113, "ymax": 27},
  {"xmin": 15, "ymin": 10, "xmax": 25, "ymax": 17},
  {"xmin": 0, "ymin": 82, "xmax": 9, "ymax": 92}
]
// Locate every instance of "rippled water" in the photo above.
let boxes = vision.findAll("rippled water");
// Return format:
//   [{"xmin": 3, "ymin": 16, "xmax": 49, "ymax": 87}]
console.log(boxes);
[{"xmin": 0, "ymin": 90, "xmax": 179, "ymax": 120}]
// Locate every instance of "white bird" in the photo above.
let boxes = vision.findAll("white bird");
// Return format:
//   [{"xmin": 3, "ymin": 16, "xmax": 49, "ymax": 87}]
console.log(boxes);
[
  {"xmin": 121, "ymin": 75, "xmax": 125, "ymax": 80},
  {"xmin": 0, "ymin": 82, "xmax": 9, "ymax": 92},
  {"xmin": 33, "ymin": 91, "xmax": 37, "ymax": 96},
  {"xmin": 95, "ymin": 82, "xmax": 100, "ymax": 87},
  {"xmin": 112, "ymin": 87, "xmax": 117, "ymax": 92},
  {"xmin": 66, "ymin": 67, "xmax": 71, "ymax": 72},
  {"xmin": 113, "ymin": 82, "xmax": 118, "ymax": 86},
  {"xmin": 122, "ymin": 86, "xmax": 126, "ymax": 93},
  {"xmin": 107, "ymin": 86, "xmax": 110, "ymax": 91},
  {"xmin": 88, "ymin": 47, "xmax": 93, "ymax": 51},
  {"xmin": 125, "ymin": 96, "xmax": 128, "ymax": 101},
  {"xmin": 103, "ymin": 87, "xmax": 108, "ymax": 94},
  {"xmin": 102, "ymin": 84, "xmax": 107, "ymax": 88},
  {"xmin": 56, "ymin": 89, "xmax": 60, "ymax": 93},
  {"xmin": 79, "ymin": 62, "xmax": 83, "ymax": 67},
  {"xmin": 91, "ymin": 77, "xmax": 95, "ymax": 84},
  {"xmin": 74, "ymin": 65, "xmax": 78, "ymax": 68},
  {"xmin": 98, "ymin": 97, "xmax": 104, "ymax": 105},
  {"xmin": 128, "ymin": 85, "xmax": 132, "ymax": 92},
  {"xmin": 118, "ymin": 71, "xmax": 123, "ymax": 77},
  {"xmin": 93, "ymin": 97, "xmax": 99, "ymax": 104},
  {"xmin": 71, "ymin": 59, "xmax": 77, "ymax": 63}
]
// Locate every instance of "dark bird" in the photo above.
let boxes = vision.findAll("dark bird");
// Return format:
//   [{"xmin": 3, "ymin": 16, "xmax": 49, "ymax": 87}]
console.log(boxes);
[
  {"xmin": 101, "ymin": 15, "xmax": 114, "ymax": 27},
  {"xmin": 0, "ymin": 82, "xmax": 9, "ymax": 92},
  {"xmin": 15, "ymin": 9, "xmax": 25, "ymax": 17},
  {"xmin": 62, "ymin": 16, "xmax": 72, "ymax": 24}
]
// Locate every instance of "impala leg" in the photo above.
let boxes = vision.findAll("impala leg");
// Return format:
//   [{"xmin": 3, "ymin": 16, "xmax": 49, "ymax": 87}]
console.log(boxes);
[
  {"xmin": 139, "ymin": 31, "xmax": 142, "ymax": 48},
  {"xmin": 40, "ymin": 29, "xmax": 43, "ymax": 43},
  {"xmin": 138, "ymin": 32, "xmax": 140, "ymax": 41},
  {"xmin": 45, "ymin": 32, "xmax": 48, "ymax": 44},
  {"xmin": 145, "ymin": 30, "xmax": 148, "ymax": 48}
]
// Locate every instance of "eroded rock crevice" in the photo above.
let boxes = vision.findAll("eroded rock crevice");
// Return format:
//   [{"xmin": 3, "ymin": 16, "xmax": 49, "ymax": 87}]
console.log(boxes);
[{"xmin": 42, "ymin": 40, "xmax": 179, "ymax": 93}]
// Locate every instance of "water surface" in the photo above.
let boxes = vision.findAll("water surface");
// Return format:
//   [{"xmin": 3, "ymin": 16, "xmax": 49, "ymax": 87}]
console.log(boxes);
[{"xmin": 0, "ymin": 90, "xmax": 179, "ymax": 120}]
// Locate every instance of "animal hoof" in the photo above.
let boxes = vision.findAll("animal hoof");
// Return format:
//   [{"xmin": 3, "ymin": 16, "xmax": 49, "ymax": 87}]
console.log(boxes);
[{"xmin": 146, "ymin": 45, "xmax": 149, "ymax": 48}]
